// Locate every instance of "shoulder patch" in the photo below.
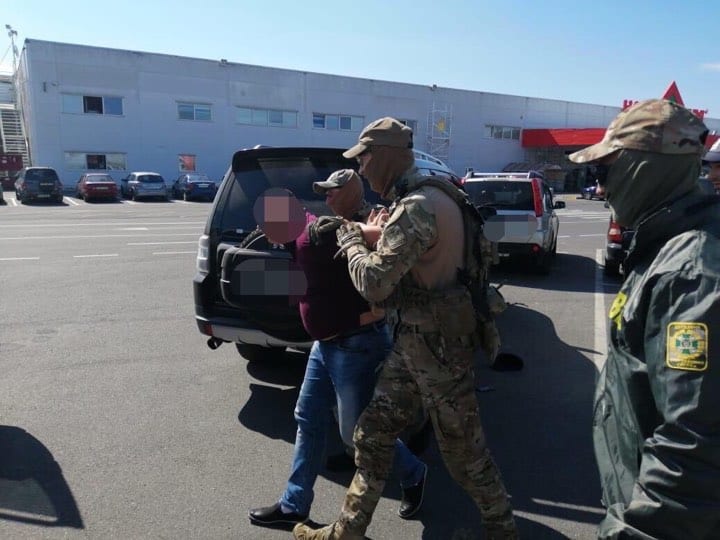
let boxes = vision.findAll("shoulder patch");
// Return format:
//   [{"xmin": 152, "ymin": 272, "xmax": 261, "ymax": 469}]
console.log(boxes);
[
  {"xmin": 666, "ymin": 322, "xmax": 708, "ymax": 371},
  {"xmin": 608, "ymin": 292, "xmax": 627, "ymax": 330}
]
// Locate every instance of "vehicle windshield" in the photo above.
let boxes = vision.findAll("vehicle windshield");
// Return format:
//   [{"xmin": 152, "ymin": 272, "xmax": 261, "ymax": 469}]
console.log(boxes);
[
  {"xmin": 214, "ymin": 149, "xmax": 380, "ymax": 235},
  {"xmin": 86, "ymin": 175, "xmax": 114, "ymax": 183},
  {"xmin": 139, "ymin": 175, "xmax": 164, "ymax": 183},
  {"xmin": 464, "ymin": 180, "xmax": 535, "ymax": 211},
  {"xmin": 26, "ymin": 169, "xmax": 59, "ymax": 182}
]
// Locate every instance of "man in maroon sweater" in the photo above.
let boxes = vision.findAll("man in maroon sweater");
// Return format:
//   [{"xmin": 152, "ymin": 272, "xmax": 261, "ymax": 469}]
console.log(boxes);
[{"xmin": 249, "ymin": 170, "xmax": 427, "ymax": 528}]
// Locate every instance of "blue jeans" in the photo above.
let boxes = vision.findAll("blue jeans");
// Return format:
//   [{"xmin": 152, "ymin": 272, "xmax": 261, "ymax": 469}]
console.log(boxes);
[{"xmin": 280, "ymin": 321, "xmax": 425, "ymax": 515}]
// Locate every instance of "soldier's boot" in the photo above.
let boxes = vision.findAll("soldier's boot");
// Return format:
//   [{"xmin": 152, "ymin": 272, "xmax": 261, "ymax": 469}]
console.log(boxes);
[{"xmin": 292, "ymin": 521, "xmax": 362, "ymax": 540}]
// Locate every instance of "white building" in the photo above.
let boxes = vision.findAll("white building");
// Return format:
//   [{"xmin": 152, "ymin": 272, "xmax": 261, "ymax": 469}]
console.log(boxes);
[{"xmin": 9, "ymin": 39, "xmax": 719, "ymax": 189}]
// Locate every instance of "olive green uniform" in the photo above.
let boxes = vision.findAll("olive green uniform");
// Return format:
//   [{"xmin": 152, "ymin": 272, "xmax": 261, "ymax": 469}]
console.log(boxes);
[{"xmin": 595, "ymin": 192, "xmax": 720, "ymax": 539}]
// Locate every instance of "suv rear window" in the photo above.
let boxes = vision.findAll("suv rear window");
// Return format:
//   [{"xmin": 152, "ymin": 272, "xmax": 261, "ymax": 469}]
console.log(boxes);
[
  {"xmin": 26, "ymin": 169, "xmax": 59, "ymax": 182},
  {"xmin": 464, "ymin": 180, "xmax": 534, "ymax": 211},
  {"xmin": 214, "ymin": 151, "xmax": 373, "ymax": 235}
]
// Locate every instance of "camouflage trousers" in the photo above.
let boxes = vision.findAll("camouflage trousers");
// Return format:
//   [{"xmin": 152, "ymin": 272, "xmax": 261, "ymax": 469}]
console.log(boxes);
[{"xmin": 337, "ymin": 324, "xmax": 517, "ymax": 538}]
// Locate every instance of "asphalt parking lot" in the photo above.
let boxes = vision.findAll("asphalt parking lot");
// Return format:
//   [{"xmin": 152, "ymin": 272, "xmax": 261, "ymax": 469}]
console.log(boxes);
[{"xmin": 0, "ymin": 194, "xmax": 620, "ymax": 539}]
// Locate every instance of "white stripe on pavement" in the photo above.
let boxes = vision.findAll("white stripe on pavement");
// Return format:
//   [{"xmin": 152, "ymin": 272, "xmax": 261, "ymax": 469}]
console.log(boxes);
[
  {"xmin": 594, "ymin": 249, "xmax": 608, "ymax": 373},
  {"xmin": 0, "ymin": 256, "xmax": 40, "ymax": 261},
  {"xmin": 73, "ymin": 253, "xmax": 119, "ymax": 258}
]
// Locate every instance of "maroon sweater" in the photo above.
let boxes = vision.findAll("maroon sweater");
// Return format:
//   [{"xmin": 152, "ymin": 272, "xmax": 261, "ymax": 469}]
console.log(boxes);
[{"xmin": 294, "ymin": 216, "xmax": 370, "ymax": 340}]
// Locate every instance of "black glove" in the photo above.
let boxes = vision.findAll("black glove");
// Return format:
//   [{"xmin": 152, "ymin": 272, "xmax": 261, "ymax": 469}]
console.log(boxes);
[{"xmin": 308, "ymin": 216, "xmax": 345, "ymax": 246}]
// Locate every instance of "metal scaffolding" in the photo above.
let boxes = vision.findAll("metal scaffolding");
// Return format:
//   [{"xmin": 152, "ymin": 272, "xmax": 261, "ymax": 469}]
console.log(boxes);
[{"xmin": 426, "ymin": 102, "xmax": 452, "ymax": 162}]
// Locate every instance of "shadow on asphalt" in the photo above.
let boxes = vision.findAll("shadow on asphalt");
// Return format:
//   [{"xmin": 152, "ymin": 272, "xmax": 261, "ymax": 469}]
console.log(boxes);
[
  {"xmin": 236, "ymin": 300, "xmax": 606, "ymax": 538},
  {"xmin": 0, "ymin": 425, "xmax": 83, "ymax": 529},
  {"xmin": 491, "ymin": 252, "xmax": 623, "ymax": 294}
]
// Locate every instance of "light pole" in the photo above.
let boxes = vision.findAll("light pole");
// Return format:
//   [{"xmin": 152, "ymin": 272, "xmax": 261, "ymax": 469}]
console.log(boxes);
[{"xmin": 5, "ymin": 24, "xmax": 18, "ymax": 72}]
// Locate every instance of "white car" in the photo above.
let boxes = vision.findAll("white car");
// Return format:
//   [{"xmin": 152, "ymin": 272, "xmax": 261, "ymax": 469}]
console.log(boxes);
[{"xmin": 462, "ymin": 171, "xmax": 565, "ymax": 274}]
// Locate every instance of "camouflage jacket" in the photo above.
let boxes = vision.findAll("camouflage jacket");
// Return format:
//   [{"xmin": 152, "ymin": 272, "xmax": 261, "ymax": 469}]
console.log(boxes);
[{"xmin": 595, "ymin": 192, "xmax": 720, "ymax": 539}]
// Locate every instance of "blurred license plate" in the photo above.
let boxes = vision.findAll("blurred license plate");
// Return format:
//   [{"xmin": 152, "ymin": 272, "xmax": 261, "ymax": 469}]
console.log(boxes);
[
  {"xmin": 199, "ymin": 184, "xmax": 209, "ymax": 188},
  {"xmin": 38, "ymin": 193, "xmax": 50, "ymax": 198},
  {"xmin": 95, "ymin": 186, "xmax": 108, "ymax": 190}
]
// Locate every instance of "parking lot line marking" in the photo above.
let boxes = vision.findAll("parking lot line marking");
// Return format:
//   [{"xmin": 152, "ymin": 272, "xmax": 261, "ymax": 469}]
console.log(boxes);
[
  {"xmin": 151, "ymin": 251, "xmax": 196, "ymax": 255},
  {"xmin": 73, "ymin": 253, "xmax": 119, "ymax": 258},
  {"xmin": 0, "ymin": 221, "xmax": 204, "ymax": 229},
  {"xmin": 65, "ymin": 197, "xmax": 80, "ymax": 206},
  {"xmin": 530, "ymin": 498, "xmax": 605, "ymax": 515},
  {"xmin": 128, "ymin": 241, "xmax": 197, "ymax": 245},
  {"xmin": 579, "ymin": 234, "xmax": 605, "ymax": 237},
  {"xmin": 594, "ymin": 249, "xmax": 608, "ymax": 373},
  {"xmin": 0, "ymin": 233, "xmax": 201, "ymax": 241},
  {"xmin": 0, "ymin": 256, "xmax": 40, "ymax": 261}
]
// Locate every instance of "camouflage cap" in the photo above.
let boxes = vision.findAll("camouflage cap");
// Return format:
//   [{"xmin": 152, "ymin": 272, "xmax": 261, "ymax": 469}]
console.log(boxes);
[
  {"xmin": 569, "ymin": 99, "xmax": 708, "ymax": 164},
  {"xmin": 343, "ymin": 117, "xmax": 413, "ymax": 159},
  {"xmin": 312, "ymin": 168, "xmax": 360, "ymax": 194},
  {"xmin": 702, "ymin": 138, "xmax": 720, "ymax": 164}
]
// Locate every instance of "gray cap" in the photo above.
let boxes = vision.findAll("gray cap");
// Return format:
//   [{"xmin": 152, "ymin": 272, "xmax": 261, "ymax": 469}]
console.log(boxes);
[
  {"xmin": 312, "ymin": 169, "xmax": 360, "ymax": 194},
  {"xmin": 703, "ymin": 138, "xmax": 720, "ymax": 164},
  {"xmin": 343, "ymin": 117, "xmax": 413, "ymax": 159}
]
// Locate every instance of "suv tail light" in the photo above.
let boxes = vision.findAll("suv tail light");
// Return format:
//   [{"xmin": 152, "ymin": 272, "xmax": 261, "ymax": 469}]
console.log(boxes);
[
  {"xmin": 607, "ymin": 220, "xmax": 623, "ymax": 243},
  {"xmin": 196, "ymin": 234, "xmax": 210, "ymax": 274},
  {"xmin": 531, "ymin": 178, "xmax": 543, "ymax": 217}
]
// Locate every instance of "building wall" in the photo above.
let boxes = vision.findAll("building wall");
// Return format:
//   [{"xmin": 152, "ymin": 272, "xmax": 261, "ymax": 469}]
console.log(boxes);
[{"xmin": 17, "ymin": 39, "xmax": 720, "ymax": 187}]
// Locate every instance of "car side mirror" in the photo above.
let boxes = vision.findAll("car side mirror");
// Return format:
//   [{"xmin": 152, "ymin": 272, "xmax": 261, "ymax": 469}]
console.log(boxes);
[
  {"xmin": 604, "ymin": 201, "xmax": 610, "ymax": 209},
  {"xmin": 553, "ymin": 200, "xmax": 566, "ymax": 209}
]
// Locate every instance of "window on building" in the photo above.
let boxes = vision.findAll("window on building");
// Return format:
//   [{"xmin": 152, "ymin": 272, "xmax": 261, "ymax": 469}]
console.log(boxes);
[
  {"xmin": 313, "ymin": 113, "xmax": 364, "ymax": 131},
  {"xmin": 399, "ymin": 119, "xmax": 418, "ymax": 132},
  {"xmin": 61, "ymin": 94, "xmax": 124, "ymax": 116},
  {"xmin": 236, "ymin": 106, "xmax": 297, "ymax": 128},
  {"xmin": 485, "ymin": 124, "xmax": 521, "ymax": 141},
  {"xmin": 64, "ymin": 152, "xmax": 127, "ymax": 171},
  {"xmin": 178, "ymin": 102, "xmax": 212, "ymax": 121}
]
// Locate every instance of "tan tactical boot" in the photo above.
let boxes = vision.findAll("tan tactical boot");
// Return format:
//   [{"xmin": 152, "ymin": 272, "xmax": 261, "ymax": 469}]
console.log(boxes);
[{"xmin": 292, "ymin": 521, "xmax": 363, "ymax": 540}]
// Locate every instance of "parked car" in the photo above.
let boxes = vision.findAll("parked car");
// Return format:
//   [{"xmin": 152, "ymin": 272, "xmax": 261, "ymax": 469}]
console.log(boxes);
[
  {"xmin": 75, "ymin": 173, "xmax": 119, "ymax": 201},
  {"xmin": 171, "ymin": 173, "xmax": 217, "ymax": 201},
  {"xmin": 461, "ymin": 170, "xmax": 565, "ymax": 273},
  {"xmin": 412, "ymin": 149, "xmax": 462, "ymax": 186},
  {"xmin": 604, "ymin": 216, "xmax": 635, "ymax": 278},
  {"xmin": 1, "ymin": 173, "xmax": 16, "ymax": 191},
  {"xmin": 14, "ymin": 167, "xmax": 64, "ymax": 204},
  {"xmin": 120, "ymin": 172, "xmax": 169, "ymax": 201},
  {"xmin": 0, "ymin": 181, "xmax": 4, "ymax": 204},
  {"xmin": 581, "ymin": 181, "xmax": 605, "ymax": 200}
]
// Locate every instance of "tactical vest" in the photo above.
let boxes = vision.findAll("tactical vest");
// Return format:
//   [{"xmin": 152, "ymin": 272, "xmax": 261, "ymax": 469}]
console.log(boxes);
[{"xmin": 393, "ymin": 174, "xmax": 494, "ymax": 321}]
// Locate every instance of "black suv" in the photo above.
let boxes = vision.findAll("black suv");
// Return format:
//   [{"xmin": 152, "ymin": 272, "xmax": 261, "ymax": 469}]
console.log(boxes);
[
  {"xmin": 15, "ymin": 167, "xmax": 64, "ymax": 203},
  {"xmin": 193, "ymin": 147, "xmax": 375, "ymax": 361}
]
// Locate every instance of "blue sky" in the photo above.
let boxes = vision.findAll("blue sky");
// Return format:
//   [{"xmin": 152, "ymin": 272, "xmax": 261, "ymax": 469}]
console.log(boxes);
[{"xmin": 2, "ymin": 0, "xmax": 719, "ymax": 119}]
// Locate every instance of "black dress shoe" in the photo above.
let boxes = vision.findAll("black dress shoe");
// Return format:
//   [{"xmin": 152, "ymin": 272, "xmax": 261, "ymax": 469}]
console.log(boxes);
[
  {"xmin": 398, "ymin": 465, "xmax": 427, "ymax": 519},
  {"xmin": 249, "ymin": 502, "xmax": 308, "ymax": 526}
]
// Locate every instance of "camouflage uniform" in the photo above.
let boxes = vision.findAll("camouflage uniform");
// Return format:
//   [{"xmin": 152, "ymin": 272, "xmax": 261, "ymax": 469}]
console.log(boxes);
[{"xmin": 294, "ymin": 167, "xmax": 517, "ymax": 540}]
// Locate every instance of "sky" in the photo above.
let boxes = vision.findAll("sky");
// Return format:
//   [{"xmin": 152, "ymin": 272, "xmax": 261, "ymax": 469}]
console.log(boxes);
[{"xmin": 2, "ymin": 0, "xmax": 719, "ymax": 119}]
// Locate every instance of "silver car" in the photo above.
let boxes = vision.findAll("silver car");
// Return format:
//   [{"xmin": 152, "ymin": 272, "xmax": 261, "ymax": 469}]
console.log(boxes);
[
  {"xmin": 120, "ymin": 172, "xmax": 169, "ymax": 201},
  {"xmin": 462, "ymin": 171, "xmax": 565, "ymax": 274}
]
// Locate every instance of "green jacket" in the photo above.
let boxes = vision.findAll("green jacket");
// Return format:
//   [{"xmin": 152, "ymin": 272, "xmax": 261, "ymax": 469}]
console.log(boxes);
[{"xmin": 595, "ymin": 191, "xmax": 720, "ymax": 539}]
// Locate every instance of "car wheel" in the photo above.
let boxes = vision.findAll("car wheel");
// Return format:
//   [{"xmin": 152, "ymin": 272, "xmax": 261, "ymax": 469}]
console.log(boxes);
[
  {"xmin": 583, "ymin": 191, "xmax": 591, "ymax": 200},
  {"xmin": 132, "ymin": 190, "xmax": 138, "ymax": 201},
  {"xmin": 235, "ymin": 343, "xmax": 286, "ymax": 362},
  {"xmin": 183, "ymin": 191, "xmax": 189, "ymax": 202},
  {"xmin": 603, "ymin": 259, "xmax": 621, "ymax": 278}
]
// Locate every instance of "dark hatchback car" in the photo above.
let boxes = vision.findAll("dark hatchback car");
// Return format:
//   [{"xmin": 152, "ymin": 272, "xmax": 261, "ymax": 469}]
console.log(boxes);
[
  {"xmin": 193, "ymin": 147, "xmax": 372, "ymax": 362},
  {"xmin": 172, "ymin": 173, "xmax": 217, "ymax": 201},
  {"xmin": 15, "ymin": 167, "xmax": 64, "ymax": 203}
]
